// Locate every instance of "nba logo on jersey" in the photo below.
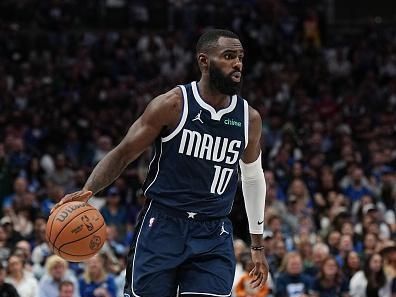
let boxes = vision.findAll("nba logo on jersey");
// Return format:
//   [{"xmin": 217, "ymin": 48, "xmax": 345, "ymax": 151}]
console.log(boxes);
[
  {"xmin": 148, "ymin": 217, "xmax": 155, "ymax": 227},
  {"xmin": 143, "ymin": 81, "xmax": 249, "ymax": 217}
]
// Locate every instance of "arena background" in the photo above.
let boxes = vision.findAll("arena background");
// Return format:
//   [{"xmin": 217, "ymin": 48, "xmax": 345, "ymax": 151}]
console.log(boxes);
[{"xmin": 0, "ymin": 1, "xmax": 396, "ymax": 297}]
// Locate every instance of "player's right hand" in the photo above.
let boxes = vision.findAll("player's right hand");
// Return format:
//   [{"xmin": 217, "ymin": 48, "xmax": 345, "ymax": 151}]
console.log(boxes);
[{"xmin": 50, "ymin": 190, "xmax": 93, "ymax": 214}]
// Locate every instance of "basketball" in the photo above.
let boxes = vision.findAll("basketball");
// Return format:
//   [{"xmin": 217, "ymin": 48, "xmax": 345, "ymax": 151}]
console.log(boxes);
[{"xmin": 46, "ymin": 201, "xmax": 107, "ymax": 262}]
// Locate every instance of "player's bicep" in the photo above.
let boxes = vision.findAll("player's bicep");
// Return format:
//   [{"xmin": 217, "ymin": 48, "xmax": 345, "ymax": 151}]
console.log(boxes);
[
  {"xmin": 116, "ymin": 89, "xmax": 182, "ymax": 162},
  {"xmin": 241, "ymin": 107, "xmax": 262, "ymax": 163}
]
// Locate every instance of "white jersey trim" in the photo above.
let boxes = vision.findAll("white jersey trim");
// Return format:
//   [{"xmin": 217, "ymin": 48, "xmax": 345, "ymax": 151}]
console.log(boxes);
[
  {"xmin": 180, "ymin": 291, "xmax": 231, "ymax": 296},
  {"xmin": 243, "ymin": 100, "xmax": 249, "ymax": 149},
  {"xmin": 162, "ymin": 85, "xmax": 189, "ymax": 142},
  {"xmin": 131, "ymin": 200, "xmax": 153, "ymax": 297},
  {"xmin": 191, "ymin": 81, "xmax": 237, "ymax": 121},
  {"xmin": 144, "ymin": 141, "xmax": 163, "ymax": 196}
]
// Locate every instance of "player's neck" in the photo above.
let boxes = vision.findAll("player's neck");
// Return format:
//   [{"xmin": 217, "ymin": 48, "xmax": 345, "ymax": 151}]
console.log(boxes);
[{"xmin": 197, "ymin": 79, "xmax": 230, "ymax": 111}]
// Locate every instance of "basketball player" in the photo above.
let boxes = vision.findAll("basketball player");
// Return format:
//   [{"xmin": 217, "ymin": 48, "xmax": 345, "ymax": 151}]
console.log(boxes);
[{"xmin": 52, "ymin": 29, "xmax": 268, "ymax": 297}]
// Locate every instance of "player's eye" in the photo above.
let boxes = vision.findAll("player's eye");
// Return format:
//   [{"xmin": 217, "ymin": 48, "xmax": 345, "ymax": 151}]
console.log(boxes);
[{"xmin": 224, "ymin": 54, "xmax": 232, "ymax": 59}]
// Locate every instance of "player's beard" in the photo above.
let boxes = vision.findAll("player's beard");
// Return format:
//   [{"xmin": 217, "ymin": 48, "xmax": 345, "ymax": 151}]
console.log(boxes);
[{"xmin": 208, "ymin": 63, "xmax": 242, "ymax": 95}]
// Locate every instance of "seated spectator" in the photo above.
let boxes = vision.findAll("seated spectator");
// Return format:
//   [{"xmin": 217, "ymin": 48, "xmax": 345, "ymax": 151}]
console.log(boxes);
[
  {"xmin": 304, "ymin": 242, "xmax": 330, "ymax": 279},
  {"xmin": 100, "ymin": 187, "xmax": 127, "ymax": 232},
  {"xmin": 274, "ymin": 252, "xmax": 311, "ymax": 297},
  {"xmin": 310, "ymin": 256, "xmax": 349, "ymax": 297},
  {"xmin": 0, "ymin": 262, "xmax": 19, "ymax": 297},
  {"xmin": 350, "ymin": 253, "xmax": 389, "ymax": 297},
  {"xmin": 341, "ymin": 166, "xmax": 372, "ymax": 203},
  {"xmin": 45, "ymin": 154, "xmax": 75, "ymax": 193},
  {"xmin": 2, "ymin": 177, "xmax": 29, "ymax": 212},
  {"xmin": 59, "ymin": 281, "xmax": 75, "ymax": 297},
  {"xmin": 342, "ymin": 251, "xmax": 361, "ymax": 281},
  {"xmin": 78, "ymin": 254, "xmax": 117, "ymax": 297},
  {"xmin": 38, "ymin": 255, "xmax": 79, "ymax": 297},
  {"xmin": 5, "ymin": 254, "xmax": 38, "ymax": 297}
]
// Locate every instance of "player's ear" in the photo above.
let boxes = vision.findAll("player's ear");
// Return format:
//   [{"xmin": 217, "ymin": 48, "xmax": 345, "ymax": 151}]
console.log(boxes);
[{"xmin": 197, "ymin": 53, "xmax": 208, "ymax": 71}]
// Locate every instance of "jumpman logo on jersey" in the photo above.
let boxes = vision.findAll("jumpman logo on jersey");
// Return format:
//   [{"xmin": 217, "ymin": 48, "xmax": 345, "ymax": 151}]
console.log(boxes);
[
  {"xmin": 220, "ymin": 222, "xmax": 229, "ymax": 236},
  {"xmin": 192, "ymin": 110, "xmax": 203, "ymax": 124}
]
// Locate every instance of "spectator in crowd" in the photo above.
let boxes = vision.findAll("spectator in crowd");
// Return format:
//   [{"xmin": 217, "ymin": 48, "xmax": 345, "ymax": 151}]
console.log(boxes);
[
  {"xmin": 38, "ymin": 255, "xmax": 79, "ymax": 297},
  {"xmin": 78, "ymin": 254, "xmax": 117, "ymax": 297},
  {"xmin": 0, "ymin": 262, "xmax": 19, "ymax": 297},
  {"xmin": 5, "ymin": 254, "xmax": 38, "ymax": 297},
  {"xmin": 274, "ymin": 252, "xmax": 311, "ymax": 297},
  {"xmin": 99, "ymin": 187, "xmax": 127, "ymax": 232},
  {"xmin": 59, "ymin": 281, "xmax": 75, "ymax": 297},
  {"xmin": 304, "ymin": 242, "xmax": 330, "ymax": 279},
  {"xmin": 349, "ymin": 253, "xmax": 389, "ymax": 297},
  {"xmin": 342, "ymin": 251, "xmax": 361, "ymax": 281},
  {"xmin": 310, "ymin": 256, "xmax": 349, "ymax": 297}
]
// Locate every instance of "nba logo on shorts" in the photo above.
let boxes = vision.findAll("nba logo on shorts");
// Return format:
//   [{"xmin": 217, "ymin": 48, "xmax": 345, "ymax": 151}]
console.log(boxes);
[{"xmin": 149, "ymin": 217, "xmax": 155, "ymax": 227}]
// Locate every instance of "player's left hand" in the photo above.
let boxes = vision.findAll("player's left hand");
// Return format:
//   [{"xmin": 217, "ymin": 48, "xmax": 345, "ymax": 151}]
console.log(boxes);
[{"xmin": 249, "ymin": 249, "xmax": 269, "ymax": 288}]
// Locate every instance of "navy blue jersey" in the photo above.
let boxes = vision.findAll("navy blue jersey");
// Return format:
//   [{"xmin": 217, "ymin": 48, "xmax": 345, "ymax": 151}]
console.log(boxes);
[{"xmin": 143, "ymin": 81, "xmax": 248, "ymax": 217}]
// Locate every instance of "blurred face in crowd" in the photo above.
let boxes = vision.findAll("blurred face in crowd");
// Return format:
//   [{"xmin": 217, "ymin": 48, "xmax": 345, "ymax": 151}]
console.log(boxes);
[
  {"xmin": 339, "ymin": 235, "xmax": 353, "ymax": 252},
  {"xmin": 87, "ymin": 254, "xmax": 105, "ymax": 279},
  {"xmin": 8, "ymin": 255, "xmax": 23, "ymax": 275},
  {"xmin": 346, "ymin": 251, "xmax": 360, "ymax": 271},
  {"xmin": 352, "ymin": 167, "xmax": 363, "ymax": 184},
  {"xmin": 286, "ymin": 253, "xmax": 303, "ymax": 275},
  {"xmin": 51, "ymin": 262, "xmax": 66, "ymax": 281},
  {"xmin": 327, "ymin": 231, "xmax": 341, "ymax": 248},
  {"xmin": 322, "ymin": 257, "xmax": 338, "ymax": 278},
  {"xmin": 312, "ymin": 245, "xmax": 329, "ymax": 266},
  {"xmin": 386, "ymin": 251, "xmax": 396, "ymax": 269},
  {"xmin": 364, "ymin": 233, "xmax": 377, "ymax": 250},
  {"xmin": 14, "ymin": 177, "xmax": 28, "ymax": 195},
  {"xmin": 341, "ymin": 222, "xmax": 354, "ymax": 236},
  {"xmin": 274, "ymin": 240, "xmax": 287, "ymax": 258},
  {"xmin": 289, "ymin": 179, "xmax": 306, "ymax": 197},
  {"xmin": 369, "ymin": 254, "xmax": 383, "ymax": 272},
  {"xmin": 59, "ymin": 283, "xmax": 74, "ymax": 297}
]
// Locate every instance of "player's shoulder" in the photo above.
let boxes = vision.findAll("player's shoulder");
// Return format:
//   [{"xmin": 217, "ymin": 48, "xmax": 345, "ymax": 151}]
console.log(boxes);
[
  {"xmin": 246, "ymin": 104, "xmax": 262, "ymax": 128},
  {"xmin": 154, "ymin": 87, "xmax": 183, "ymax": 113}
]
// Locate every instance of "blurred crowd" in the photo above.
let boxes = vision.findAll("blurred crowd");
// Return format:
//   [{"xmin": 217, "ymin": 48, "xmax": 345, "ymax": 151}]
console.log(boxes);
[{"xmin": 1, "ymin": 0, "xmax": 396, "ymax": 297}]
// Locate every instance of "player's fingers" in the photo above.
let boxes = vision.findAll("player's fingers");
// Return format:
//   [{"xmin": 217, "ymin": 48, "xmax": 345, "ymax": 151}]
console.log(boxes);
[
  {"xmin": 250, "ymin": 273, "xmax": 263, "ymax": 288},
  {"xmin": 80, "ymin": 190, "xmax": 93, "ymax": 201}
]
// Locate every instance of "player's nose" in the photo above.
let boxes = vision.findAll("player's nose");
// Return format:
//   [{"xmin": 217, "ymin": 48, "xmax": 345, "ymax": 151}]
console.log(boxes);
[{"xmin": 233, "ymin": 59, "xmax": 242, "ymax": 72}]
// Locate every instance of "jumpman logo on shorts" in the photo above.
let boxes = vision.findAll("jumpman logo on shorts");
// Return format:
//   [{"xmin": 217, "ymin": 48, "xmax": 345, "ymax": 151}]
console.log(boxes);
[
  {"xmin": 220, "ymin": 222, "xmax": 229, "ymax": 236},
  {"xmin": 192, "ymin": 110, "xmax": 203, "ymax": 124}
]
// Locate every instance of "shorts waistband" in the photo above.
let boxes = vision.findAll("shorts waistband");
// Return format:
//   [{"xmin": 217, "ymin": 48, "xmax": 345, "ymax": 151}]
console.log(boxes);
[{"xmin": 150, "ymin": 201, "xmax": 226, "ymax": 221}]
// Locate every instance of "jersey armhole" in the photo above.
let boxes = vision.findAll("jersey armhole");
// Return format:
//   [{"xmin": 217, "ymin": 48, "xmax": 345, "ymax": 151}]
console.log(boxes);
[
  {"xmin": 243, "ymin": 100, "xmax": 249, "ymax": 149},
  {"xmin": 161, "ymin": 85, "xmax": 188, "ymax": 142}
]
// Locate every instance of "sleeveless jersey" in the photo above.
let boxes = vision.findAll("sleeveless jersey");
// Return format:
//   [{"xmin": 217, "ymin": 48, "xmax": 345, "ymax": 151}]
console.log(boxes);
[{"xmin": 143, "ymin": 81, "xmax": 249, "ymax": 217}]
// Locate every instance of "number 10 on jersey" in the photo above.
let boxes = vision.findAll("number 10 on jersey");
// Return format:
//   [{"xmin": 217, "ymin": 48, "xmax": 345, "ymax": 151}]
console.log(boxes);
[{"xmin": 210, "ymin": 165, "xmax": 234, "ymax": 195}]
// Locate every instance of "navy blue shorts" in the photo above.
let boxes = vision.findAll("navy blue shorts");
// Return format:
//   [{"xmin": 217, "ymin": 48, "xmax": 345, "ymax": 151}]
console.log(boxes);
[{"xmin": 123, "ymin": 200, "xmax": 236, "ymax": 297}]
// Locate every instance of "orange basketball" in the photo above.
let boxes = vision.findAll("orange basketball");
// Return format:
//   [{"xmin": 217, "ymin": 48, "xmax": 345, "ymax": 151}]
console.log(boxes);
[{"xmin": 46, "ymin": 201, "xmax": 107, "ymax": 262}]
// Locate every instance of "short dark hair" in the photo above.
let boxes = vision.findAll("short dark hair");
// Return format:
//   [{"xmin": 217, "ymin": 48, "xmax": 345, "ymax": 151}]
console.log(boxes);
[
  {"xmin": 196, "ymin": 29, "xmax": 239, "ymax": 54},
  {"xmin": 59, "ymin": 280, "xmax": 74, "ymax": 290}
]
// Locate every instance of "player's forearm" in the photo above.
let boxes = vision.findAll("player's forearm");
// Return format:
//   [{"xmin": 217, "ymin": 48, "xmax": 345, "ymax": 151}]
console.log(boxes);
[{"xmin": 84, "ymin": 148, "xmax": 129, "ymax": 194}]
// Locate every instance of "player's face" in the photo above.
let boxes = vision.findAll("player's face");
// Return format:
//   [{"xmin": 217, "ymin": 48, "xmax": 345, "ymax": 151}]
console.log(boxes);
[{"xmin": 208, "ymin": 37, "xmax": 244, "ymax": 95}]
